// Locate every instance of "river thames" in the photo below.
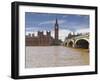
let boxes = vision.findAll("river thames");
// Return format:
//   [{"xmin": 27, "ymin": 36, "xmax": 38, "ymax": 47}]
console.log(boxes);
[{"xmin": 25, "ymin": 46, "xmax": 89, "ymax": 68}]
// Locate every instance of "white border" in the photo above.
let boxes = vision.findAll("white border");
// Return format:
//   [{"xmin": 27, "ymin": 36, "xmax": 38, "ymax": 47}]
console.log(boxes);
[{"xmin": 19, "ymin": 5, "xmax": 95, "ymax": 76}]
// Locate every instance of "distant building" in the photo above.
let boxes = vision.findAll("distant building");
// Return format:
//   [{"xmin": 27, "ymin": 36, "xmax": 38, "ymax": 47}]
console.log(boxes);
[{"xmin": 25, "ymin": 19, "xmax": 62, "ymax": 46}]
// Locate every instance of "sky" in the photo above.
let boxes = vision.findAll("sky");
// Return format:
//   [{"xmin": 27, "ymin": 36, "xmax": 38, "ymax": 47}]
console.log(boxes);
[{"xmin": 25, "ymin": 12, "xmax": 89, "ymax": 41}]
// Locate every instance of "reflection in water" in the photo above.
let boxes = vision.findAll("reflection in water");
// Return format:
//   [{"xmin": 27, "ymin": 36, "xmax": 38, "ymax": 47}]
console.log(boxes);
[{"xmin": 25, "ymin": 46, "xmax": 89, "ymax": 68}]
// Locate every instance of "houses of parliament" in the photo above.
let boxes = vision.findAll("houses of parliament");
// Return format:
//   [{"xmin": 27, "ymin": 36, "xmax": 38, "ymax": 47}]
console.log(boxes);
[{"xmin": 25, "ymin": 19, "xmax": 62, "ymax": 46}]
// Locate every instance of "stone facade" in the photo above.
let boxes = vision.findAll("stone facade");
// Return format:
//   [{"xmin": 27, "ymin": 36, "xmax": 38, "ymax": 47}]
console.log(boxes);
[
  {"xmin": 26, "ymin": 31, "xmax": 54, "ymax": 46},
  {"xmin": 25, "ymin": 19, "xmax": 62, "ymax": 46}
]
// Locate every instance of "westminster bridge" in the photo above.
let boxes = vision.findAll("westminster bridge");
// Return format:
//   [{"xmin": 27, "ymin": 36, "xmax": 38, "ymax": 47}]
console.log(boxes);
[{"xmin": 63, "ymin": 33, "xmax": 89, "ymax": 48}]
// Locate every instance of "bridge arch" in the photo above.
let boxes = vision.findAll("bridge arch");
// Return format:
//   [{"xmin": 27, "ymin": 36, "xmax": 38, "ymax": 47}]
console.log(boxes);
[
  {"xmin": 75, "ymin": 38, "xmax": 89, "ymax": 48},
  {"xmin": 68, "ymin": 40, "xmax": 74, "ymax": 47},
  {"xmin": 64, "ymin": 42, "xmax": 67, "ymax": 46}
]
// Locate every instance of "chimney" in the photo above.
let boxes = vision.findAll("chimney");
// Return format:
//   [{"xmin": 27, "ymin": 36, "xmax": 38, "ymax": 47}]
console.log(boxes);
[
  {"xmin": 28, "ymin": 33, "xmax": 31, "ymax": 37},
  {"xmin": 38, "ymin": 31, "xmax": 40, "ymax": 36},
  {"xmin": 32, "ymin": 33, "xmax": 34, "ymax": 37}
]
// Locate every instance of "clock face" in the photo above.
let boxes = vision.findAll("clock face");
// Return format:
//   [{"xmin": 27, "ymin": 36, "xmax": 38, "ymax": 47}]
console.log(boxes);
[{"xmin": 55, "ymin": 26, "xmax": 58, "ymax": 29}]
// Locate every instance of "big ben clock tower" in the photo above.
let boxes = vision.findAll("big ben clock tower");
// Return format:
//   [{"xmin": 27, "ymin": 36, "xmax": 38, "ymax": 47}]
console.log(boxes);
[{"xmin": 54, "ymin": 18, "xmax": 59, "ymax": 41}]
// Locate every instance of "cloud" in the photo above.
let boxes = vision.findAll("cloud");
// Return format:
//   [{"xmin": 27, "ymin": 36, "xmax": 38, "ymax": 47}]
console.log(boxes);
[
  {"xmin": 75, "ymin": 28, "xmax": 89, "ymax": 33},
  {"xmin": 25, "ymin": 27, "xmax": 34, "ymax": 32},
  {"xmin": 39, "ymin": 20, "xmax": 66, "ymax": 25},
  {"xmin": 59, "ymin": 29, "xmax": 71, "ymax": 41},
  {"xmin": 61, "ymin": 15, "xmax": 68, "ymax": 18},
  {"xmin": 51, "ymin": 29, "xmax": 71, "ymax": 41},
  {"xmin": 60, "ymin": 23, "xmax": 89, "ymax": 31},
  {"xmin": 25, "ymin": 27, "xmax": 44, "ymax": 32}
]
